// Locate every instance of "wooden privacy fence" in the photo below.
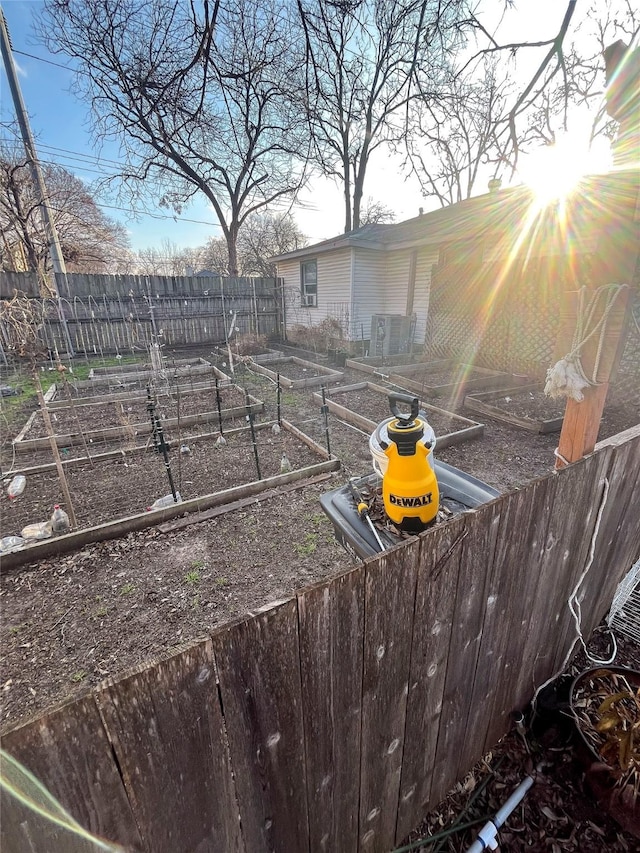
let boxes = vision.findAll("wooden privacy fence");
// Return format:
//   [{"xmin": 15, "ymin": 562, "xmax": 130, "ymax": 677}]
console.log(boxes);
[
  {"xmin": 2, "ymin": 427, "xmax": 639, "ymax": 853},
  {"xmin": 0, "ymin": 273, "xmax": 282, "ymax": 355}
]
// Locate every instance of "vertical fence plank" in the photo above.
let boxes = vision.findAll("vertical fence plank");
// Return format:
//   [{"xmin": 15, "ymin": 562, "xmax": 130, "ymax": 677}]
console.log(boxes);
[
  {"xmin": 451, "ymin": 499, "xmax": 506, "ymax": 782},
  {"xmin": 297, "ymin": 568, "xmax": 365, "ymax": 853},
  {"xmin": 428, "ymin": 502, "xmax": 504, "ymax": 807},
  {"xmin": 1, "ymin": 694, "xmax": 142, "ymax": 851},
  {"xmin": 581, "ymin": 432, "xmax": 640, "ymax": 637},
  {"xmin": 545, "ymin": 450, "xmax": 614, "ymax": 677},
  {"xmin": 395, "ymin": 514, "xmax": 467, "ymax": 842},
  {"xmin": 96, "ymin": 640, "xmax": 243, "ymax": 853},
  {"xmin": 358, "ymin": 538, "xmax": 420, "ymax": 853},
  {"xmin": 212, "ymin": 599, "xmax": 309, "ymax": 853},
  {"xmin": 481, "ymin": 476, "xmax": 558, "ymax": 753}
]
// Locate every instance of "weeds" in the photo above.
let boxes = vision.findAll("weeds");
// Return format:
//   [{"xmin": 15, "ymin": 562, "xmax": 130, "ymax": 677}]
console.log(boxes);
[
  {"xmin": 119, "ymin": 582, "xmax": 135, "ymax": 596},
  {"xmin": 295, "ymin": 533, "xmax": 317, "ymax": 556},
  {"xmin": 185, "ymin": 570, "xmax": 201, "ymax": 585},
  {"xmin": 70, "ymin": 671, "xmax": 86, "ymax": 683}
]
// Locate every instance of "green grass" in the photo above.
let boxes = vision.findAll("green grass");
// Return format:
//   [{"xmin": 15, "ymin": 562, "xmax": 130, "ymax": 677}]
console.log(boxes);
[
  {"xmin": 295, "ymin": 533, "xmax": 317, "ymax": 556},
  {"xmin": 119, "ymin": 582, "xmax": 135, "ymax": 596},
  {"xmin": 185, "ymin": 570, "xmax": 201, "ymax": 585}
]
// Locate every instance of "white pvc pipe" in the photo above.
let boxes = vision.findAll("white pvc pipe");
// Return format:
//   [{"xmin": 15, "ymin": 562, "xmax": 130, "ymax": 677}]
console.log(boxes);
[{"xmin": 466, "ymin": 776, "xmax": 534, "ymax": 853}]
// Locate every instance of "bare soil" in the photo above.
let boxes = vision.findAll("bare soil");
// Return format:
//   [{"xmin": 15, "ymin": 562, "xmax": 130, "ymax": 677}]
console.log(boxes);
[
  {"xmin": 1, "ymin": 348, "xmax": 639, "ymax": 851},
  {"xmin": 488, "ymin": 388, "xmax": 567, "ymax": 421},
  {"xmin": 249, "ymin": 358, "xmax": 338, "ymax": 381}
]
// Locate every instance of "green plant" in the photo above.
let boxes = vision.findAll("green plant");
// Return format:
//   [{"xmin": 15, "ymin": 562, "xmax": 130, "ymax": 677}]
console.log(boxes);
[
  {"xmin": 119, "ymin": 582, "xmax": 135, "ymax": 596},
  {"xmin": 185, "ymin": 570, "xmax": 201, "ymax": 585},
  {"xmin": 70, "ymin": 671, "xmax": 86, "ymax": 683},
  {"xmin": 190, "ymin": 559, "xmax": 205, "ymax": 570},
  {"xmin": 94, "ymin": 606, "xmax": 108, "ymax": 618},
  {"xmin": 215, "ymin": 576, "xmax": 228, "ymax": 587},
  {"xmin": 191, "ymin": 594, "xmax": 201, "ymax": 610},
  {"xmin": 295, "ymin": 533, "xmax": 317, "ymax": 556}
]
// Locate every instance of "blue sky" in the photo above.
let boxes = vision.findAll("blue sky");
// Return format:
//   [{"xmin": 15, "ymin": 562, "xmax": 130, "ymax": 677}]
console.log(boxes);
[
  {"xmin": 1, "ymin": 0, "xmax": 223, "ymax": 252},
  {"xmin": 1, "ymin": 1, "xmax": 621, "ymax": 254}
]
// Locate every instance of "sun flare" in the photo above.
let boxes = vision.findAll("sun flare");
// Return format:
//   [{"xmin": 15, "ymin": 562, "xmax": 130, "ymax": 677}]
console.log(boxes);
[{"xmin": 520, "ymin": 134, "xmax": 612, "ymax": 206}]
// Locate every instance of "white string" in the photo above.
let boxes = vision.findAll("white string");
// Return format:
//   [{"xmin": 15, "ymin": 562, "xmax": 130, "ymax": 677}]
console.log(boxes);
[{"xmin": 532, "ymin": 475, "xmax": 616, "ymax": 709}]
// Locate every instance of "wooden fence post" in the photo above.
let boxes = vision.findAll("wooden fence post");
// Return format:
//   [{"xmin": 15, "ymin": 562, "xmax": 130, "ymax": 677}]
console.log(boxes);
[{"xmin": 555, "ymin": 285, "xmax": 630, "ymax": 468}]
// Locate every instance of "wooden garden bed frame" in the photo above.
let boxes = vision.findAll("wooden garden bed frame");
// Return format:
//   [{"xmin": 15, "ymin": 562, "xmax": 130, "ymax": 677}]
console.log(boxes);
[
  {"xmin": 76, "ymin": 358, "xmax": 214, "ymax": 388},
  {"xmin": 2, "ymin": 419, "xmax": 339, "ymax": 570},
  {"xmin": 48, "ymin": 372, "xmax": 233, "ymax": 410},
  {"xmin": 464, "ymin": 383, "xmax": 565, "ymax": 434},
  {"xmin": 345, "ymin": 353, "xmax": 427, "ymax": 375},
  {"xmin": 312, "ymin": 381, "xmax": 484, "ymax": 449},
  {"xmin": 385, "ymin": 359, "xmax": 526, "ymax": 399},
  {"xmin": 246, "ymin": 356, "xmax": 343, "ymax": 389},
  {"xmin": 13, "ymin": 389, "xmax": 263, "ymax": 453}
]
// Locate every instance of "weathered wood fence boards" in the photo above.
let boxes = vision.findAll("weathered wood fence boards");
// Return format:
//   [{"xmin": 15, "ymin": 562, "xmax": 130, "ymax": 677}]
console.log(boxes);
[
  {"xmin": 2, "ymin": 428, "xmax": 639, "ymax": 853},
  {"xmin": 0, "ymin": 272, "xmax": 282, "ymax": 354}
]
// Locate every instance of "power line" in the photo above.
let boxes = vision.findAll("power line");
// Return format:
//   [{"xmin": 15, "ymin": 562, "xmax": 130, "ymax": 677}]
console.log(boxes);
[{"xmin": 13, "ymin": 48, "xmax": 74, "ymax": 72}]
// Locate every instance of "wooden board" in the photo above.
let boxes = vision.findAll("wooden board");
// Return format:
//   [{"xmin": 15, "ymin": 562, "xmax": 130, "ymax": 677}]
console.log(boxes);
[
  {"xmin": 464, "ymin": 384, "xmax": 564, "ymax": 433},
  {"xmin": 358, "ymin": 538, "xmax": 420, "ymax": 852},
  {"xmin": 395, "ymin": 514, "xmax": 468, "ymax": 841},
  {"xmin": 1, "ymin": 694, "xmax": 142, "ymax": 852},
  {"xmin": 481, "ymin": 475, "xmax": 558, "ymax": 752},
  {"xmin": 427, "ymin": 503, "xmax": 501, "ymax": 805},
  {"xmin": 246, "ymin": 356, "xmax": 344, "ymax": 389},
  {"xmin": 573, "ymin": 433, "xmax": 640, "ymax": 642},
  {"xmin": 297, "ymin": 568, "xmax": 365, "ymax": 853},
  {"xmin": 313, "ymin": 381, "xmax": 484, "ymax": 450},
  {"xmin": 96, "ymin": 639, "xmax": 243, "ymax": 853},
  {"xmin": 212, "ymin": 599, "xmax": 309, "ymax": 853}
]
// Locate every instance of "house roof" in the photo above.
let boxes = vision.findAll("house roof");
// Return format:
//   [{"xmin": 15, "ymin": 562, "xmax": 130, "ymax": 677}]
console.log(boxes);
[{"xmin": 273, "ymin": 169, "xmax": 640, "ymax": 262}]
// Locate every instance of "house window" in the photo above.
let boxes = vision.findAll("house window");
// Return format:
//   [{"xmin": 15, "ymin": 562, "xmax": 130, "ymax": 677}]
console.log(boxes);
[{"xmin": 301, "ymin": 259, "xmax": 317, "ymax": 307}]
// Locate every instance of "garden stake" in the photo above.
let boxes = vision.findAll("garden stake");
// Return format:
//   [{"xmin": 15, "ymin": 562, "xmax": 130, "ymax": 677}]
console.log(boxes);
[
  {"xmin": 245, "ymin": 389, "xmax": 262, "ymax": 480},
  {"xmin": 153, "ymin": 400, "xmax": 179, "ymax": 503},
  {"xmin": 147, "ymin": 384, "xmax": 161, "ymax": 452},
  {"xmin": 276, "ymin": 372, "xmax": 281, "ymax": 425},
  {"xmin": 215, "ymin": 376, "xmax": 224, "ymax": 437},
  {"xmin": 321, "ymin": 385, "xmax": 331, "ymax": 457}
]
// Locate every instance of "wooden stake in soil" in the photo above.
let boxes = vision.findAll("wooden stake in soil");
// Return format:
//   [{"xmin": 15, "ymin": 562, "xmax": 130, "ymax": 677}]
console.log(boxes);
[
  {"xmin": 35, "ymin": 372, "xmax": 78, "ymax": 528},
  {"xmin": 555, "ymin": 285, "xmax": 630, "ymax": 468},
  {"xmin": 245, "ymin": 389, "xmax": 262, "ymax": 480}
]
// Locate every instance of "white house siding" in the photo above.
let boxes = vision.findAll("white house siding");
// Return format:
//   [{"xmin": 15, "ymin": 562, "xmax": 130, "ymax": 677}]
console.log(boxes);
[
  {"xmin": 277, "ymin": 249, "xmax": 353, "ymax": 335},
  {"xmin": 351, "ymin": 248, "xmax": 386, "ymax": 342},
  {"xmin": 372, "ymin": 247, "xmax": 438, "ymax": 346}
]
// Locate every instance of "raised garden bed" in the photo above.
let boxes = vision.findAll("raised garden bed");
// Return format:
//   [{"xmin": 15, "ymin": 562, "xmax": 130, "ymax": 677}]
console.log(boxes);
[
  {"xmin": 1, "ymin": 419, "xmax": 339, "ymax": 569},
  {"xmin": 246, "ymin": 356, "xmax": 343, "ymax": 389},
  {"xmin": 386, "ymin": 359, "xmax": 525, "ymax": 403},
  {"xmin": 214, "ymin": 344, "xmax": 284, "ymax": 363},
  {"xmin": 464, "ymin": 384, "xmax": 566, "ymax": 433},
  {"xmin": 13, "ymin": 387, "xmax": 264, "ymax": 453},
  {"xmin": 312, "ymin": 381, "xmax": 483, "ymax": 449},
  {"xmin": 68, "ymin": 358, "xmax": 216, "ymax": 391},
  {"xmin": 345, "ymin": 353, "xmax": 426, "ymax": 375}
]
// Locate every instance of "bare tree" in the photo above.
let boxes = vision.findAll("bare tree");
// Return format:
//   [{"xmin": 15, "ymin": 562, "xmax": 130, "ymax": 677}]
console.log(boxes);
[
  {"xmin": 199, "ymin": 211, "xmax": 306, "ymax": 276},
  {"xmin": 296, "ymin": 0, "xmax": 470, "ymax": 233},
  {"xmin": 0, "ymin": 148, "xmax": 131, "ymax": 274},
  {"xmin": 358, "ymin": 198, "xmax": 397, "ymax": 226},
  {"xmin": 237, "ymin": 211, "xmax": 307, "ymax": 276},
  {"xmin": 40, "ymin": 0, "xmax": 307, "ymax": 274},
  {"xmin": 404, "ymin": 60, "xmax": 513, "ymax": 206}
]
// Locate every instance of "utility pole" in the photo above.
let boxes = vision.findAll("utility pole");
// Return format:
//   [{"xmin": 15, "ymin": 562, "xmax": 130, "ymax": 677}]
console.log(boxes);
[{"xmin": 0, "ymin": 5, "xmax": 74, "ymax": 355}]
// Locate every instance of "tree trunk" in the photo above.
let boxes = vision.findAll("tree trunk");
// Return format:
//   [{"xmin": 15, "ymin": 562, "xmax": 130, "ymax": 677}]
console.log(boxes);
[
  {"xmin": 227, "ymin": 223, "xmax": 240, "ymax": 275},
  {"xmin": 343, "ymin": 153, "xmax": 352, "ymax": 233}
]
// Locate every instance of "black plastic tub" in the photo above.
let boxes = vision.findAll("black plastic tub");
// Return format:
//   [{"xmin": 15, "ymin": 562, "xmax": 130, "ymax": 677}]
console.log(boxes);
[{"xmin": 320, "ymin": 460, "xmax": 500, "ymax": 559}]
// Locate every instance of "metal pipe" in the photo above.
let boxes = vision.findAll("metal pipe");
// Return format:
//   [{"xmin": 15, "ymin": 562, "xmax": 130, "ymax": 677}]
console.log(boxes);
[
  {"xmin": 245, "ymin": 389, "xmax": 261, "ymax": 480},
  {"xmin": 276, "ymin": 373, "xmax": 281, "ymax": 425},
  {"xmin": 321, "ymin": 385, "xmax": 331, "ymax": 458}
]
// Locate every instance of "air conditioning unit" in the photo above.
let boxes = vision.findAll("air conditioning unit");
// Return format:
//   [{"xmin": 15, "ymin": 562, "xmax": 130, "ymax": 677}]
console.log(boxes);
[
  {"xmin": 370, "ymin": 314, "xmax": 414, "ymax": 357},
  {"xmin": 301, "ymin": 294, "xmax": 316, "ymax": 307}
]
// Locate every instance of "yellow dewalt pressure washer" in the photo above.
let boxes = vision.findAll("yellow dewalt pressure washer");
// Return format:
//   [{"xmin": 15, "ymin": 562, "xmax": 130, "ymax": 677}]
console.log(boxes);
[{"xmin": 378, "ymin": 393, "xmax": 439, "ymax": 532}]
